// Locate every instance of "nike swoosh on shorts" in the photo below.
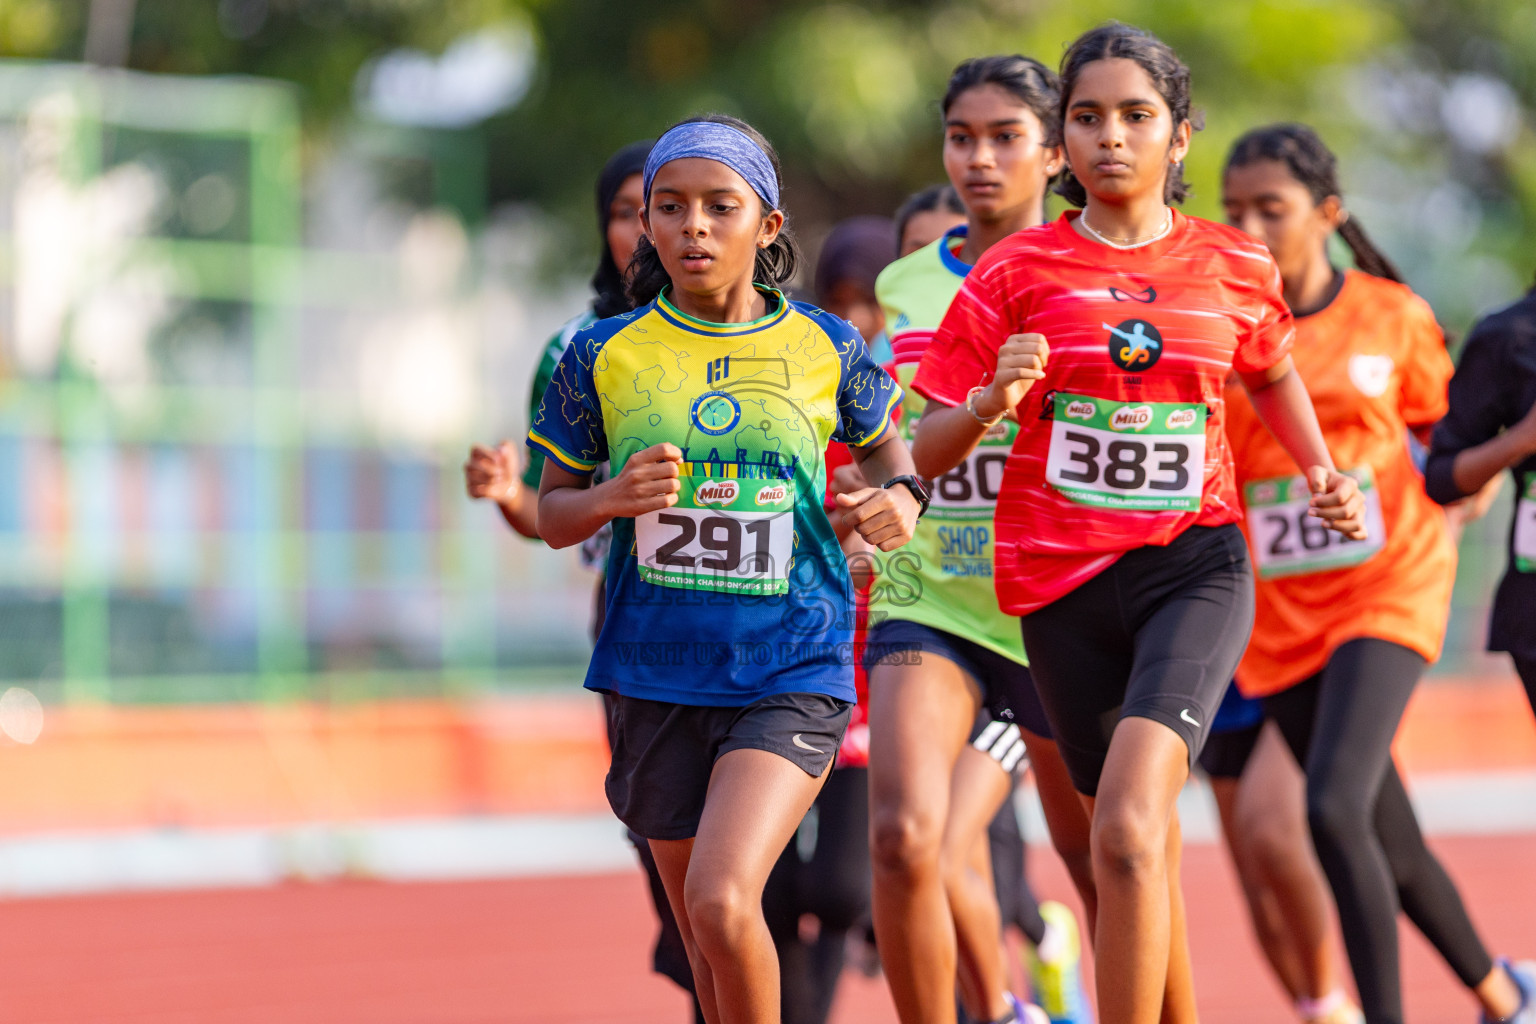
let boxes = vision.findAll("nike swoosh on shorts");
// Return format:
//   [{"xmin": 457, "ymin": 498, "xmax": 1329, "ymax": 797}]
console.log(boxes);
[
  {"xmin": 1180, "ymin": 708, "xmax": 1200, "ymax": 728},
  {"xmin": 791, "ymin": 733, "xmax": 822, "ymax": 754}
]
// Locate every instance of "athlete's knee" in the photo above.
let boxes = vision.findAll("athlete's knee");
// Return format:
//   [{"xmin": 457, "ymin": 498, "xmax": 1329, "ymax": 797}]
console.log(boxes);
[
  {"xmin": 1039, "ymin": 819, "xmax": 1096, "ymax": 903},
  {"xmin": 870, "ymin": 804, "xmax": 944, "ymax": 880},
  {"xmin": 936, "ymin": 849, "xmax": 974, "ymax": 899},
  {"xmin": 684, "ymin": 875, "xmax": 761, "ymax": 957},
  {"xmin": 1304, "ymin": 779, "xmax": 1368, "ymax": 851},
  {"xmin": 1091, "ymin": 804, "xmax": 1167, "ymax": 884}
]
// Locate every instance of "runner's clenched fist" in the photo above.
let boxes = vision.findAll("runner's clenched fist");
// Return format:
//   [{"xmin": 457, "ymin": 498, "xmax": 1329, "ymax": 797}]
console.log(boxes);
[
  {"xmin": 835, "ymin": 485, "xmax": 919, "ymax": 552},
  {"xmin": 603, "ymin": 442, "xmax": 683, "ymax": 517},
  {"xmin": 1306, "ymin": 466, "xmax": 1367, "ymax": 540},
  {"xmin": 973, "ymin": 332, "xmax": 1049, "ymax": 421}
]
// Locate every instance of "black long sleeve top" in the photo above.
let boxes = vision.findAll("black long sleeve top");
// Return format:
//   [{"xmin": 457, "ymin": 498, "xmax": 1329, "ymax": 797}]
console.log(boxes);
[{"xmin": 1425, "ymin": 290, "xmax": 1536, "ymax": 658}]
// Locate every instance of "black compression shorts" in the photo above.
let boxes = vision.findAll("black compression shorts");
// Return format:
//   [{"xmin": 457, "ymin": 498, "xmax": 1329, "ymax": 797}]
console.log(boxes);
[{"xmin": 1020, "ymin": 524, "xmax": 1256, "ymax": 796}]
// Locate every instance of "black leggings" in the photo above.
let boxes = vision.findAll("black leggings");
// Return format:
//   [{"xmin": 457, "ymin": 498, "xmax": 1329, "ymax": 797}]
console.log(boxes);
[
  {"xmin": 1263, "ymin": 638, "xmax": 1494, "ymax": 1024},
  {"xmin": 988, "ymin": 794, "xmax": 1048, "ymax": 947}
]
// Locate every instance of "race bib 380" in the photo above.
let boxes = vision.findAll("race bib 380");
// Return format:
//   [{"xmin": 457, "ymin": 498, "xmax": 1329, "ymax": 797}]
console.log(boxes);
[
  {"xmin": 635, "ymin": 470, "xmax": 795, "ymax": 595},
  {"xmin": 1045, "ymin": 393, "xmax": 1207, "ymax": 512}
]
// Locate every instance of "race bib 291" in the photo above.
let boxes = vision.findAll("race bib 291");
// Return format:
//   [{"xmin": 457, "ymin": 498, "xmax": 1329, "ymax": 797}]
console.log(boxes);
[{"xmin": 635, "ymin": 470, "xmax": 795, "ymax": 595}]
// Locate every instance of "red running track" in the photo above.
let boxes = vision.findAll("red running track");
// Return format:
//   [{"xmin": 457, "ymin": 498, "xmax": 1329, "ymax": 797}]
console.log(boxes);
[{"xmin": 1, "ymin": 834, "xmax": 1532, "ymax": 1024}]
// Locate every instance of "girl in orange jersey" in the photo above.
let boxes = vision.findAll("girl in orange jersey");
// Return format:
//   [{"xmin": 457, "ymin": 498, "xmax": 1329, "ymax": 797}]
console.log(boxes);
[
  {"xmin": 913, "ymin": 24, "xmax": 1366, "ymax": 1024},
  {"xmin": 1220, "ymin": 123, "xmax": 1535, "ymax": 1024}
]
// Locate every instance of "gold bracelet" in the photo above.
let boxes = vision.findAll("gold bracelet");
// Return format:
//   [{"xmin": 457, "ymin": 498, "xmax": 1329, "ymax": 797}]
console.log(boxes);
[{"xmin": 966, "ymin": 386, "xmax": 1004, "ymax": 428}]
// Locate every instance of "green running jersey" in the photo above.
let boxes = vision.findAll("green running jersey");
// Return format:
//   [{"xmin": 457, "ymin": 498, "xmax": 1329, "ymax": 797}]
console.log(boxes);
[{"xmin": 872, "ymin": 226, "xmax": 1025, "ymax": 663}]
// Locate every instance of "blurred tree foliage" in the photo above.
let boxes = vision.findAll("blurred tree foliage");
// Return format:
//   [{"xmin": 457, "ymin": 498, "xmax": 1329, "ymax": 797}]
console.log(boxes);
[{"xmin": 3, "ymin": 0, "xmax": 1534, "ymax": 326}]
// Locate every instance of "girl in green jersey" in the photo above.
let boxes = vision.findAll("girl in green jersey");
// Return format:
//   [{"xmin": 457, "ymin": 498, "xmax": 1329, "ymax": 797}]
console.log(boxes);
[{"xmin": 865, "ymin": 56, "xmax": 1090, "ymax": 1024}]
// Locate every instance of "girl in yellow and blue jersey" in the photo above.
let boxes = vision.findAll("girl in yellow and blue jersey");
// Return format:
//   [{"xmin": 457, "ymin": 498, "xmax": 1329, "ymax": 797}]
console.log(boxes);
[{"xmin": 528, "ymin": 114, "xmax": 923, "ymax": 1024}]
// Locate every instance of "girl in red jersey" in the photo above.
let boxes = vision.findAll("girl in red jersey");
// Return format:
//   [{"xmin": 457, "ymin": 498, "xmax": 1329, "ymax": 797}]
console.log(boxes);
[
  {"xmin": 910, "ymin": 24, "xmax": 1365, "ymax": 1024},
  {"xmin": 1220, "ymin": 124, "xmax": 1535, "ymax": 1024}
]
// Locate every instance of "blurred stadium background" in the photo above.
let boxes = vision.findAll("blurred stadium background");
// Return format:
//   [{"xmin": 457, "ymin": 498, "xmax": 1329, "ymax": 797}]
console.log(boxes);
[{"xmin": 0, "ymin": 1, "xmax": 1532, "ymax": 1021}]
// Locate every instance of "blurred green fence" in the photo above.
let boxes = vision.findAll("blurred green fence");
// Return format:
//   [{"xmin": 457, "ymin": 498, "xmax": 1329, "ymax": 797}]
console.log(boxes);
[{"xmin": 0, "ymin": 61, "xmax": 591, "ymax": 708}]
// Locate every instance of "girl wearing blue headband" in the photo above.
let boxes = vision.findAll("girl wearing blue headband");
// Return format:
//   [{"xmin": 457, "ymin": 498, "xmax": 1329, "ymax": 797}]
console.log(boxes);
[
  {"xmin": 625, "ymin": 114, "xmax": 798, "ymax": 317},
  {"xmin": 527, "ymin": 112, "xmax": 925, "ymax": 1024}
]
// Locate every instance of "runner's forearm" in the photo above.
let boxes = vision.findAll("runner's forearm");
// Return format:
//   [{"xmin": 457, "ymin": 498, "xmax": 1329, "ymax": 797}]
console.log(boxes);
[
  {"xmin": 1240, "ymin": 365, "xmax": 1337, "ymax": 474},
  {"xmin": 910, "ymin": 400, "xmax": 989, "ymax": 480},
  {"xmin": 848, "ymin": 428, "xmax": 919, "ymax": 486},
  {"xmin": 1449, "ymin": 432, "xmax": 1536, "ymax": 498},
  {"xmin": 498, "ymin": 484, "xmax": 541, "ymax": 539},
  {"xmin": 537, "ymin": 470, "xmax": 617, "ymax": 549}
]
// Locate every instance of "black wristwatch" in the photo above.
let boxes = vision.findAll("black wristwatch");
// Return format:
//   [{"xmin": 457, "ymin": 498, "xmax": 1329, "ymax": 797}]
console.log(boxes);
[{"xmin": 883, "ymin": 474, "xmax": 931, "ymax": 520}]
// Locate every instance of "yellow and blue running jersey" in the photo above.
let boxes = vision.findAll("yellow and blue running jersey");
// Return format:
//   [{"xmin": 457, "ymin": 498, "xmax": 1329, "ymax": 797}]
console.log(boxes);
[{"xmin": 527, "ymin": 286, "xmax": 902, "ymax": 706}]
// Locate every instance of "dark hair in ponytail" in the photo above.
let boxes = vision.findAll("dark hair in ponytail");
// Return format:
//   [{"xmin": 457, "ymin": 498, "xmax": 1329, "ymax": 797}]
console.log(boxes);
[
  {"xmin": 625, "ymin": 114, "xmax": 802, "ymax": 309},
  {"xmin": 1055, "ymin": 23, "xmax": 1202, "ymax": 207},
  {"xmin": 942, "ymin": 54, "xmax": 1060, "ymax": 128},
  {"xmin": 1225, "ymin": 123, "xmax": 1403, "ymax": 283}
]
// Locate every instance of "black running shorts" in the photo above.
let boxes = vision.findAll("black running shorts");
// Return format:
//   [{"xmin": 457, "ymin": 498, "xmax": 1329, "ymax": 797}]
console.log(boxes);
[
  {"xmin": 864, "ymin": 618, "xmax": 1052, "ymax": 740},
  {"xmin": 1197, "ymin": 722, "xmax": 1263, "ymax": 780},
  {"xmin": 1020, "ymin": 524, "xmax": 1255, "ymax": 796},
  {"xmin": 1197, "ymin": 682, "xmax": 1266, "ymax": 780},
  {"xmin": 605, "ymin": 691, "xmax": 852, "ymax": 841}
]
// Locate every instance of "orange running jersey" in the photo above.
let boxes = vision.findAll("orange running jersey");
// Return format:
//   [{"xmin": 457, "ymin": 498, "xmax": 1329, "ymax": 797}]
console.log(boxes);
[
  {"xmin": 1226, "ymin": 270, "xmax": 1455, "ymax": 696},
  {"xmin": 914, "ymin": 210, "xmax": 1293, "ymax": 615}
]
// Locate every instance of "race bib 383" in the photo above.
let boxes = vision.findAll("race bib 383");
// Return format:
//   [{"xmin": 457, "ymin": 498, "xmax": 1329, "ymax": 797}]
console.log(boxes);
[{"xmin": 1045, "ymin": 393, "xmax": 1207, "ymax": 513}]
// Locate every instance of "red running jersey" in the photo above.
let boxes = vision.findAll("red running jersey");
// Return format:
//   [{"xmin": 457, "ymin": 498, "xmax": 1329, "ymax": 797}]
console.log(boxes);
[{"xmin": 913, "ymin": 211, "xmax": 1294, "ymax": 615}]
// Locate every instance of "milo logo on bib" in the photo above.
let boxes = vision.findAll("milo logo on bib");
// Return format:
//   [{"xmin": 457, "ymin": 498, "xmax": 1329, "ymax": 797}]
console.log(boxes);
[
  {"xmin": 755, "ymin": 483, "xmax": 788, "ymax": 505},
  {"xmin": 1165, "ymin": 408, "xmax": 1199, "ymax": 430},
  {"xmin": 635, "ymin": 467, "xmax": 796, "ymax": 595},
  {"xmin": 1045, "ymin": 392, "xmax": 1207, "ymax": 512},
  {"xmin": 695, "ymin": 480, "xmax": 739, "ymax": 506},
  {"xmin": 1109, "ymin": 405, "xmax": 1153, "ymax": 431}
]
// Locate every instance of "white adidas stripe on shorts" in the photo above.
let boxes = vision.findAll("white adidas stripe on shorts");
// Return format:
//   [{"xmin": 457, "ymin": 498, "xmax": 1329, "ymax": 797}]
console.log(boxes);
[{"xmin": 973, "ymin": 719, "xmax": 1028, "ymax": 774}]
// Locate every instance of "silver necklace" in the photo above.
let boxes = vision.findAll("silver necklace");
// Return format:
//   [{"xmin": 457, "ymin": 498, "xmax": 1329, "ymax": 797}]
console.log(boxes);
[{"xmin": 1078, "ymin": 209, "xmax": 1173, "ymax": 249}]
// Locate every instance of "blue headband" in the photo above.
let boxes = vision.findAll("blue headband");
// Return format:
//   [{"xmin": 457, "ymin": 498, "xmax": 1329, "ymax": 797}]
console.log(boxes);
[{"xmin": 642, "ymin": 121, "xmax": 780, "ymax": 211}]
